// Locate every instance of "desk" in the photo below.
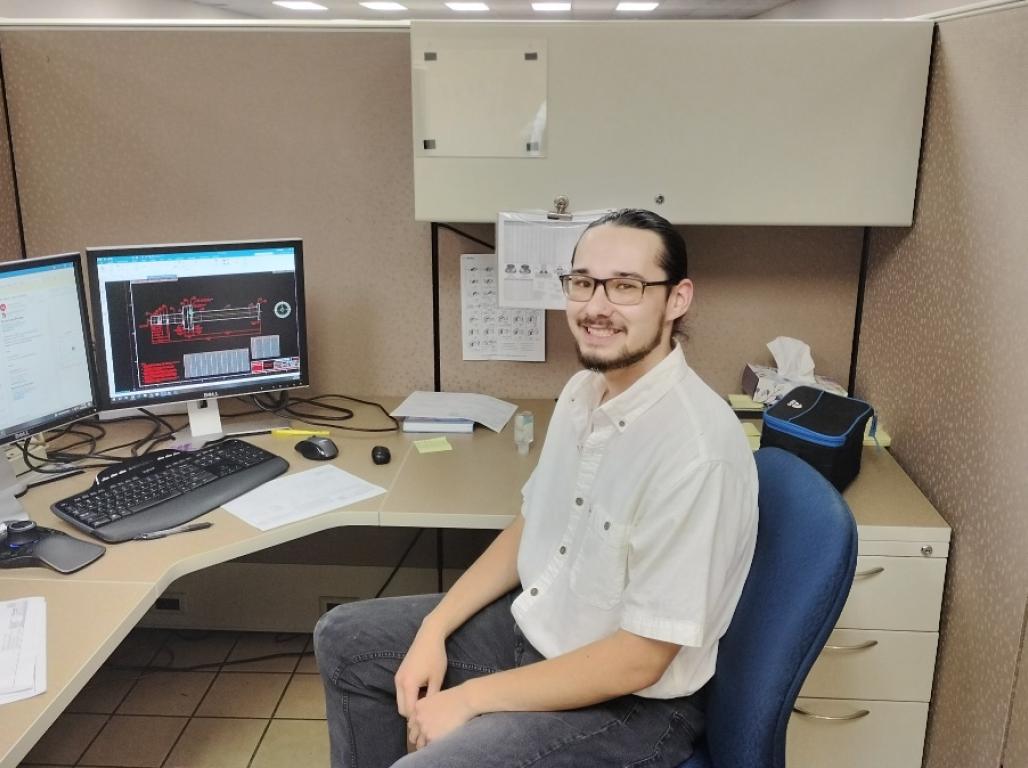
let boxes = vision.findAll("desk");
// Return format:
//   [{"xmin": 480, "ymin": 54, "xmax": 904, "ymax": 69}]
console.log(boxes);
[{"xmin": 1, "ymin": 398, "xmax": 945, "ymax": 768}]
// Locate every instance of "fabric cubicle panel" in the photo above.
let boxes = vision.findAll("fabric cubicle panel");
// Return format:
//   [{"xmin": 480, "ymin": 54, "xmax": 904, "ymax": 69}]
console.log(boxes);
[
  {"xmin": 0, "ymin": 57, "xmax": 20, "ymax": 263},
  {"xmin": 438, "ymin": 223, "xmax": 862, "ymax": 398},
  {"xmin": 857, "ymin": 6, "xmax": 1028, "ymax": 768},
  {"xmin": 0, "ymin": 28, "xmax": 433, "ymax": 397}
]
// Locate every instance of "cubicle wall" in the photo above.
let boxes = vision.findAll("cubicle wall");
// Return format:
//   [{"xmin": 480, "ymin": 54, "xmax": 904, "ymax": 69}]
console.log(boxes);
[
  {"xmin": 0, "ymin": 72, "xmax": 20, "ymax": 262},
  {"xmin": 0, "ymin": 28, "xmax": 434, "ymax": 398},
  {"xmin": 856, "ymin": 6, "xmax": 1028, "ymax": 768}
]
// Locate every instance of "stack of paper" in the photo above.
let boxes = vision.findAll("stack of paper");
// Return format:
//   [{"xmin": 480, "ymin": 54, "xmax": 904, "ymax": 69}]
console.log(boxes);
[
  {"xmin": 1, "ymin": 597, "xmax": 46, "ymax": 706},
  {"xmin": 391, "ymin": 392, "xmax": 518, "ymax": 434},
  {"xmin": 401, "ymin": 417, "xmax": 474, "ymax": 434}
]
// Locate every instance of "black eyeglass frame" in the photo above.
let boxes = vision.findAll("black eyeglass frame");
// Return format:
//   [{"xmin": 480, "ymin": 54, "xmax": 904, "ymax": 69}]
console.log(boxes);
[{"xmin": 558, "ymin": 274, "xmax": 673, "ymax": 306}]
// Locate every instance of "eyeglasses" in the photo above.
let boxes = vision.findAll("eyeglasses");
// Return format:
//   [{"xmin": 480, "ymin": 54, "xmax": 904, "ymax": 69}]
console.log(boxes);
[{"xmin": 558, "ymin": 274, "xmax": 672, "ymax": 306}]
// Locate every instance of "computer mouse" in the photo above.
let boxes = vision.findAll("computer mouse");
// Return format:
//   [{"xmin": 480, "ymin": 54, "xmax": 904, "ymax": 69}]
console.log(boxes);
[
  {"xmin": 371, "ymin": 445, "xmax": 391, "ymax": 465},
  {"xmin": 295, "ymin": 436, "xmax": 339, "ymax": 461}
]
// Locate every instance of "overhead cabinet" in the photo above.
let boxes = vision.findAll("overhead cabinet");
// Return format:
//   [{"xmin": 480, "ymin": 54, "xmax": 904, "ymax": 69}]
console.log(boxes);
[{"xmin": 411, "ymin": 20, "xmax": 934, "ymax": 225}]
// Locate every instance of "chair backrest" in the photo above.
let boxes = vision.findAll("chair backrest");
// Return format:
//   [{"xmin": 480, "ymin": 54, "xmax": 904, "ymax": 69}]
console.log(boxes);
[{"xmin": 687, "ymin": 447, "xmax": 857, "ymax": 768}]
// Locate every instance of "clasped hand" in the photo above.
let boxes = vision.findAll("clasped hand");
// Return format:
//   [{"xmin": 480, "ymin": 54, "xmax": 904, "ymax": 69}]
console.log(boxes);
[{"xmin": 395, "ymin": 628, "xmax": 478, "ymax": 750}]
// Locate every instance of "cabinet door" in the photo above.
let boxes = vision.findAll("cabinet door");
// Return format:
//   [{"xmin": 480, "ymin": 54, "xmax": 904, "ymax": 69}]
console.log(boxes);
[
  {"xmin": 799, "ymin": 629, "xmax": 938, "ymax": 702},
  {"xmin": 411, "ymin": 20, "xmax": 934, "ymax": 225},
  {"xmin": 837, "ymin": 556, "xmax": 946, "ymax": 631},
  {"xmin": 788, "ymin": 698, "xmax": 928, "ymax": 768}
]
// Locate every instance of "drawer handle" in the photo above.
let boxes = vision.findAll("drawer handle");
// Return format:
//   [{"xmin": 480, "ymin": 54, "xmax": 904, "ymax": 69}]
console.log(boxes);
[
  {"xmin": 824, "ymin": 640, "xmax": 879, "ymax": 652},
  {"xmin": 793, "ymin": 705, "xmax": 870, "ymax": 722},
  {"xmin": 854, "ymin": 566, "xmax": 885, "ymax": 578}
]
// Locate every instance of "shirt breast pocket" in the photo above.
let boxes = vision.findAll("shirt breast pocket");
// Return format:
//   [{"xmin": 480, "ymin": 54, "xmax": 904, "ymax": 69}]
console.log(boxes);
[{"xmin": 569, "ymin": 510, "xmax": 630, "ymax": 610}]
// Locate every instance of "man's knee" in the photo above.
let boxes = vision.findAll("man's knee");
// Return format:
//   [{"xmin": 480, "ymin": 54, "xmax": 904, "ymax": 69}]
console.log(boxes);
[{"xmin": 315, "ymin": 595, "xmax": 442, "ymax": 673}]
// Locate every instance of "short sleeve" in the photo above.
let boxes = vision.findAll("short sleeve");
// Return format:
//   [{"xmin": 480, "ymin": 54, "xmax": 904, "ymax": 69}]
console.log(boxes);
[{"xmin": 620, "ymin": 460, "xmax": 755, "ymax": 647}]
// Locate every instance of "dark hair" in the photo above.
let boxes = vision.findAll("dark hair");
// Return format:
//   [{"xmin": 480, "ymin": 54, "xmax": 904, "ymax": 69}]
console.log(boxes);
[{"xmin": 572, "ymin": 208, "xmax": 690, "ymax": 339}]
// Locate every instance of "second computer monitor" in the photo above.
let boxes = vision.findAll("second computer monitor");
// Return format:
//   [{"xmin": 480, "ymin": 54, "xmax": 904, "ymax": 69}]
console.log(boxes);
[{"xmin": 87, "ymin": 239, "xmax": 309, "ymax": 440}]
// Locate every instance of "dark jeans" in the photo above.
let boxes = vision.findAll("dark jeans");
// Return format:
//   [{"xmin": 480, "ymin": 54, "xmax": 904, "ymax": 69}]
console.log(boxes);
[{"xmin": 314, "ymin": 591, "xmax": 704, "ymax": 768}]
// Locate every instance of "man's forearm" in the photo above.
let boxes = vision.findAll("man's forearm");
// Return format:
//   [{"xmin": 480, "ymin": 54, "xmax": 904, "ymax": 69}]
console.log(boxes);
[
  {"xmin": 422, "ymin": 515, "xmax": 524, "ymax": 638},
  {"xmin": 460, "ymin": 629, "xmax": 681, "ymax": 714}
]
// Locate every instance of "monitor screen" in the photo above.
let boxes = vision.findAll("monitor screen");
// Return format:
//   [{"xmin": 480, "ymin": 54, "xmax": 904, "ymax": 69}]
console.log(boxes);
[
  {"xmin": 0, "ymin": 254, "xmax": 98, "ymax": 447},
  {"xmin": 87, "ymin": 239, "xmax": 309, "ymax": 410}
]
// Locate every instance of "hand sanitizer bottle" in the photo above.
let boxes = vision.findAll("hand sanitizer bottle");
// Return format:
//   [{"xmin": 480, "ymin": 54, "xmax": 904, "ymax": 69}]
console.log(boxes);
[{"xmin": 514, "ymin": 410, "xmax": 534, "ymax": 456}]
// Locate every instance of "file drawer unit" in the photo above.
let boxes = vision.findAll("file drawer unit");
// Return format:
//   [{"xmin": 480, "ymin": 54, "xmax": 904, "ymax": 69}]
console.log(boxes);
[{"xmin": 786, "ymin": 448, "xmax": 950, "ymax": 768}]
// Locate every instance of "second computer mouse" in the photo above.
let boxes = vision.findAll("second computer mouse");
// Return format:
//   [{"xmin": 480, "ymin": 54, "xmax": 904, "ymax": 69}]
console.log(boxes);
[
  {"xmin": 294, "ymin": 436, "xmax": 339, "ymax": 461},
  {"xmin": 371, "ymin": 445, "xmax": 391, "ymax": 465}
]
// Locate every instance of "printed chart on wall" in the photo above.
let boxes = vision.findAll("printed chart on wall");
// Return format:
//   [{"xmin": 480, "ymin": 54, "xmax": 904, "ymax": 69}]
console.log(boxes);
[
  {"xmin": 496, "ymin": 210, "xmax": 609, "ymax": 310},
  {"xmin": 461, "ymin": 254, "xmax": 545, "ymax": 362}
]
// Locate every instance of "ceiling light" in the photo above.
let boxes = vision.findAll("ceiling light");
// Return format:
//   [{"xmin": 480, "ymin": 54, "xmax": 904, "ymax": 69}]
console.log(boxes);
[
  {"xmin": 272, "ymin": 1, "xmax": 329, "ymax": 10},
  {"xmin": 532, "ymin": 2, "xmax": 571, "ymax": 9},
  {"xmin": 615, "ymin": 1, "xmax": 658, "ymax": 9},
  {"xmin": 361, "ymin": 1, "xmax": 407, "ymax": 8},
  {"xmin": 445, "ymin": 2, "xmax": 490, "ymax": 10}
]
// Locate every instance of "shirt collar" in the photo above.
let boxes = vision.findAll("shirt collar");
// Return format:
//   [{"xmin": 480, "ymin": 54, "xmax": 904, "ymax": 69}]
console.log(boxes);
[{"xmin": 568, "ymin": 344, "xmax": 691, "ymax": 433}]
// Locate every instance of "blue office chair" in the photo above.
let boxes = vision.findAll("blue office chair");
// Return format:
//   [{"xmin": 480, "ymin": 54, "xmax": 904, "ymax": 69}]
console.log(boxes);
[{"xmin": 679, "ymin": 447, "xmax": 858, "ymax": 768}]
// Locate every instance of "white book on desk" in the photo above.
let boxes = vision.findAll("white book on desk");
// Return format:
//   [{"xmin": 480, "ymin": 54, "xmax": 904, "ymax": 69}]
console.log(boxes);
[{"xmin": 402, "ymin": 417, "xmax": 475, "ymax": 434}]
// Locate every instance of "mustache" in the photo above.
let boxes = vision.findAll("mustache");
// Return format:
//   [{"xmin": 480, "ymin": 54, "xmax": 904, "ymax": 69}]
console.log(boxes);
[{"xmin": 577, "ymin": 316, "xmax": 623, "ymax": 330}]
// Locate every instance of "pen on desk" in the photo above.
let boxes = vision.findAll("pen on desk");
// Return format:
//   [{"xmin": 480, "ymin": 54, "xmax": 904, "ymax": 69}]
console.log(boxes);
[
  {"xmin": 134, "ymin": 521, "xmax": 213, "ymax": 540},
  {"xmin": 271, "ymin": 428, "xmax": 331, "ymax": 437}
]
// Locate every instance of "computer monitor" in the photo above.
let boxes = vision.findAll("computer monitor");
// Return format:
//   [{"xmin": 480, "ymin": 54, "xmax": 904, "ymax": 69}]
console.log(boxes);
[
  {"xmin": 0, "ymin": 253, "xmax": 99, "ymax": 519},
  {"xmin": 86, "ymin": 239, "xmax": 309, "ymax": 444}
]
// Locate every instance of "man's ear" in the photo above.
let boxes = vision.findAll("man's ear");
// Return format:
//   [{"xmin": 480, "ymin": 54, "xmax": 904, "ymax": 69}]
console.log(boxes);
[{"xmin": 666, "ymin": 279, "xmax": 693, "ymax": 322}]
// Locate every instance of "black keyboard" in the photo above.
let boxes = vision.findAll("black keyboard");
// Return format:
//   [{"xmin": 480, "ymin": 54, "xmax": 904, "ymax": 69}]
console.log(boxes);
[{"xmin": 51, "ymin": 439, "xmax": 289, "ymax": 543}]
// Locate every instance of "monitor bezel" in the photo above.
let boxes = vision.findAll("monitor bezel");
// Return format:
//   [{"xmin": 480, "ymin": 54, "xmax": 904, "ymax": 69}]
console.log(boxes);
[
  {"xmin": 85, "ymin": 238, "xmax": 310, "ymax": 411},
  {"xmin": 0, "ymin": 252, "xmax": 100, "ymax": 448}
]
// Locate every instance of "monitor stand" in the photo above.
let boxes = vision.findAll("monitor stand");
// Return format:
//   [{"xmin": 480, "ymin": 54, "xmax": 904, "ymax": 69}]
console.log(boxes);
[
  {"xmin": 172, "ymin": 397, "xmax": 289, "ymax": 450},
  {"xmin": 0, "ymin": 456, "xmax": 28, "ymax": 522}
]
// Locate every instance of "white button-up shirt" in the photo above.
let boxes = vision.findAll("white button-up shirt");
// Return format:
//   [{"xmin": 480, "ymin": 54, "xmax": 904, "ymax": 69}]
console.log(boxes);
[{"xmin": 512, "ymin": 345, "xmax": 758, "ymax": 698}]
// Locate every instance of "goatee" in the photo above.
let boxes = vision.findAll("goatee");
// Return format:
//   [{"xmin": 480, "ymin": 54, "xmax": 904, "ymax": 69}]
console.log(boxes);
[{"xmin": 576, "ymin": 332, "xmax": 662, "ymax": 373}]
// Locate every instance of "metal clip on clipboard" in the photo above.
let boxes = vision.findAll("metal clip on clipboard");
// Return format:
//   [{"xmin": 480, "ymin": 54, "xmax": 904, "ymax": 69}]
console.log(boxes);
[{"xmin": 547, "ymin": 195, "xmax": 573, "ymax": 221}]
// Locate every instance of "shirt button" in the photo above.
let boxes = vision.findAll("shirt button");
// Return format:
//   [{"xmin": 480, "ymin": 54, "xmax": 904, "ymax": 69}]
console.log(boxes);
[
  {"xmin": 530, "ymin": 587, "xmax": 539, "ymax": 596},
  {"xmin": 603, "ymin": 521, "xmax": 611, "ymax": 530},
  {"xmin": 575, "ymin": 497, "xmax": 584, "ymax": 506},
  {"xmin": 619, "ymin": 420, "xmax": 626, "ymax": 427},
  {"xmin": 559, "ymin": 545, "xmax": 567, "ymax": 555}
]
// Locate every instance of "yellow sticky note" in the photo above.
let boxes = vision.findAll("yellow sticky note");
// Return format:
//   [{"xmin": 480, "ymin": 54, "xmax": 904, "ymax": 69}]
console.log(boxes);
[
  {"xmin": 864, "ymin": 423, "xmax": 891, "ymax": 447},
  {"xmin": 729, "ymin": 394, "xmax": 763, "ymax": 410},
  {"xmin": 414, "ymin": 437, "xmax": 452, "ymax": 454}
]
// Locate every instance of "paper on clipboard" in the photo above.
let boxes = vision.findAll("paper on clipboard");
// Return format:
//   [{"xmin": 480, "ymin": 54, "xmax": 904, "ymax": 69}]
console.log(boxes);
[
  {"xmin": 497, "ymin": 210, "xmax": 610, "ymax": 310},
  {"xmin": 461, "ymin": 253, "xmax": 545, "ymax": 361}
]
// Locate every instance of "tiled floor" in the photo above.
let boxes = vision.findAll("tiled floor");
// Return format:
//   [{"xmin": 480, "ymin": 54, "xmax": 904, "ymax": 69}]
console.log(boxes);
[{"xmin": 20, "ymin": 629, "xmax": 328, "ymax": 768}]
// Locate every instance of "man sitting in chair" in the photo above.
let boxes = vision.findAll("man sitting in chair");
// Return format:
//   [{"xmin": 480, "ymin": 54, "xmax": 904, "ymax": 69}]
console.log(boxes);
[{"xmin": 315, "ymin": 208, "xmax": 758, "ymax": 768}]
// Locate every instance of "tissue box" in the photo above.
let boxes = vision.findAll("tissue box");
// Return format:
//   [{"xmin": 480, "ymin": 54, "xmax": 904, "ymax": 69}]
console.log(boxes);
[
  {"xmin": 760, "ymin": 386, "xmax": 874, "ymax": 491},
  {"xmin": 741, "ymin": 363, "xmax": 847, "ymax": 406}
]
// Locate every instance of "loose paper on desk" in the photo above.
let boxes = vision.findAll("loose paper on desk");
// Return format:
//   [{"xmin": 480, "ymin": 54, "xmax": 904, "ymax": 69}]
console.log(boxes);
[
  {"xmin": 461, "ymin": 253, "xmax": 545, "ymax": 362},
  {"xmin": 392, "ymin": 391, "xmax": 517, "ymax": 433},
  {"xmin": 497, "ymin": 210, "xmax": 609, "ymax": 310},
  {"xmin": 0, "ymin": 597, "xmax": 46, "ymax": 706},
  {"xmin": 222, "ymin": 465, "xmax": 385, "ymax": 531}
]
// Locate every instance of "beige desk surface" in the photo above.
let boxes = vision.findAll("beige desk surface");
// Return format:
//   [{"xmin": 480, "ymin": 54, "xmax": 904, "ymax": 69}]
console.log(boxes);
[
  {"xmin": 0, "ymin": 579, "xmax": 156, "ymax": 768},
  {"xmin": 0, "ymin": 397, "xmax": 947, "ymax": 766}
]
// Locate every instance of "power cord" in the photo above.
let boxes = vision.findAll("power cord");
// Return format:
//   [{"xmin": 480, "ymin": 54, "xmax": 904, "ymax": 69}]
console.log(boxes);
[{"xmin": 231, "ymin": 391, "xmax": 400, "ymax": 433}]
